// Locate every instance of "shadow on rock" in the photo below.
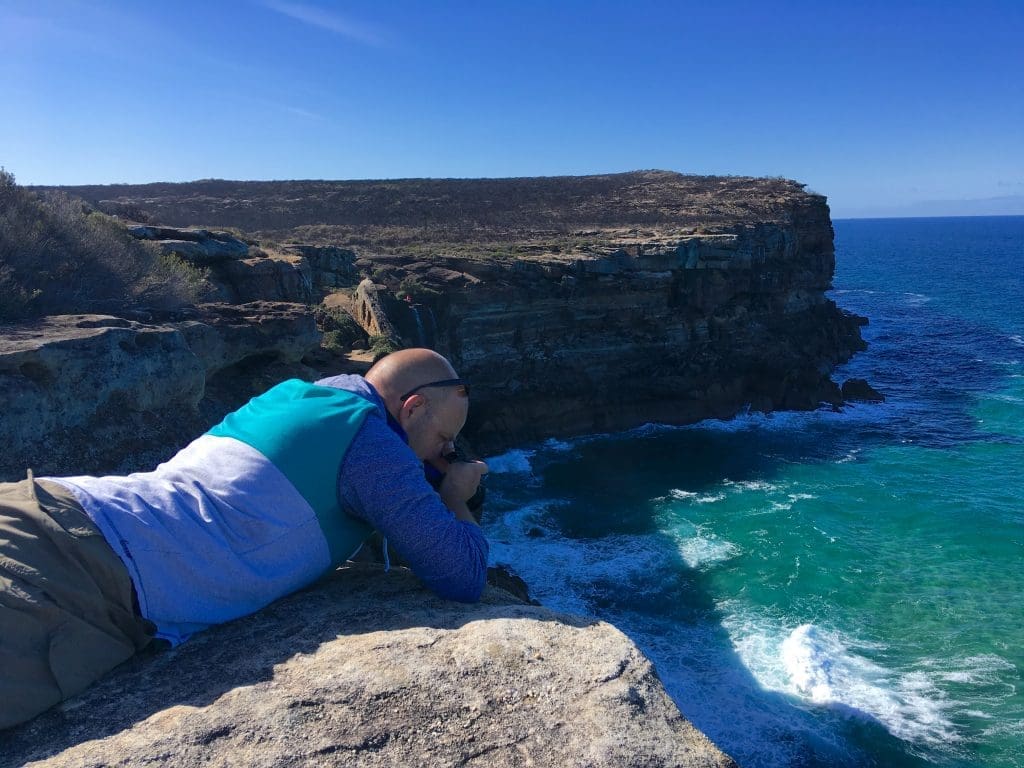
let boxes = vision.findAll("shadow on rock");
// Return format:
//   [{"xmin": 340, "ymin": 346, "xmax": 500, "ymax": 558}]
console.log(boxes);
[{"xmin": 1, "ymin": 563, "xmax": 732, "ymax": 768}]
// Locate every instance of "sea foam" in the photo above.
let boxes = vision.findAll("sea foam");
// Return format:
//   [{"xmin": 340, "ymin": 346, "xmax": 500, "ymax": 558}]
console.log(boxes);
[
  {"xmin": 676, "ymin": 533, "xmax": 739, "ymax": 569},
  {"xmin": 485, "ymin": 448, "xmax": 535, "ymax": 474}
]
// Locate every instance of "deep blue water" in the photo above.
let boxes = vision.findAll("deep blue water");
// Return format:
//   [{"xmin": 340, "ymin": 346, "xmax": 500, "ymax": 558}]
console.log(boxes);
[{"xmin": 483, "ymin": 216, "xmax": 1024, "ymax": 767}]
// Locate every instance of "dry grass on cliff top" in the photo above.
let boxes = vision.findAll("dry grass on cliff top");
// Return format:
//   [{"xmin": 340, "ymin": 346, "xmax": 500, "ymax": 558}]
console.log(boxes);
[{"xmin": 38, "ymin": 171, "xmax": 822, "ymax": 259}]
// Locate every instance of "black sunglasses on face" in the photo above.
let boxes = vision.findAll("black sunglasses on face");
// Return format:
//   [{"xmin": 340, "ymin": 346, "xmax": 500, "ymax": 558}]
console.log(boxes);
[{"xmin": 399, "ymin": 378, "xmax": 470, "ymax": 401}]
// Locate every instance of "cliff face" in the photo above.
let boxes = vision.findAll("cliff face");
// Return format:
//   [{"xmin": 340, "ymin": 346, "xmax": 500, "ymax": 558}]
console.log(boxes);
[
  {"xmin": 349, "ymin": 197, "xmax": 864, "ymax": 453},
  {"xmin": 37, "ymin": 171, "xmax": 867, "ymax": 454}
]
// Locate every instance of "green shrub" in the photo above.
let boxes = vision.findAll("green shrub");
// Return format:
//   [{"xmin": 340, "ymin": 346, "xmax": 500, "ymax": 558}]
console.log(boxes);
[
  {"xmin": 0, "ymin": 169, "xmax": 211, "ymax": 321},
  {"xmin": 396, "ymin": 275, "xmax": 442, "ymax": 303},
  {"xmin": 313, "ymin": 304, "xmax": 366, "ymax": 351},
  {"xmin": 368, "ymin": 334, "xmax": 400, "ymax": 362},
  {"xmin": 321, "ymin": 330, "xmax": 349, "ymax": 352}
]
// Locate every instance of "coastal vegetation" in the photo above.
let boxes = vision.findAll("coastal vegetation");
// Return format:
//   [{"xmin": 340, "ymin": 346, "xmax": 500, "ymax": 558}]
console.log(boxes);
[
  {"xmin": 313, "ymin": 303, "xmax": 366, "ymax": 352},
  {"xmin": 0, "ymin": 170, "xmax": 208, "ymax": 322},
  {"xmin": 38, "ymin": 172, "xmax": 818, "ymax": 259}
]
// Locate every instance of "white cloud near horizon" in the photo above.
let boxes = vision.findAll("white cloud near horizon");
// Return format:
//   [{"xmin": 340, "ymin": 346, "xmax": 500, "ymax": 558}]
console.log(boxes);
[{"xmin": 260, "ymin": 0, "xmax": 386, "ymax": 46}]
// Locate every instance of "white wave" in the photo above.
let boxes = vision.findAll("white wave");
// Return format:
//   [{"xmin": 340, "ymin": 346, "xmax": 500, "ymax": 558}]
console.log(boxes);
[
  {"xmin": 668, "ymin": 489, "xmax": 725, "ymax": 504},
  {"xmin": 486, "ymin": 516, "xmax": 679, "ymax": 617},
  {"xmin": 782, "ymin": 624, "xmax": 958, "ymax": 746},
  {"xmin": 689, "ymin": 403, "xmax": 893, "ymax": 436},
  {"xmin": 835, "ymin": 448, "xmax": 862, "ymax": 464},
  {"xmin": 669, "ymin": 488, "xmax": 699, "ymax": 500},
  {"xmin": 486, "ymin": 498, "xmax": 563, "ymax": 540},
  {"xmin": 720, "ymin": 609, "xmax": 961, "ymax": 749},
  {"xmin": 766, "ymin": 493, "xmax": 817, "ymax": 513},
  {"xmin": 981, "ymin": 719, "xmax": 1024, "ymax": 739},
  {"xmin": 902, "ymin": 292, "xmax": 932, "ymax": 306},
  {"xmin": 697, "ymin": 493, "xmax": 726, "ymax": 504},
  {"xmin": 1008, "ymin": 334, "xmax": 1024, "ymax": 347},
  {"xmin": 723, "ymin": 479, "xmax": 779, "ymax": 493},
  {"xmin": 782, "ymin": 624, "xmax": 836, "ymax": 702},
  {"xmin": 937, "ymin": 654, "xmax": 1016, "ymax": 685},
  {"xmin": 485, "ymin": 448, "xmax": 535, "ymax": 474}
]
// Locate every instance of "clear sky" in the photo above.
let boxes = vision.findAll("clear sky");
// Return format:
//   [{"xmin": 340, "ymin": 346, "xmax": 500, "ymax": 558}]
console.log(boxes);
[{"xmin": 1, "ymin": 0, "xmax": 1021, "ymax": 218}]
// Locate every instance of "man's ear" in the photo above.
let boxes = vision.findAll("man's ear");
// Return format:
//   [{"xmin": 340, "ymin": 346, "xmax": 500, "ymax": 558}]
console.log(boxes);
[{"xmin": 399, "ymin": 393, "xmax": 427, "ymax": 423}]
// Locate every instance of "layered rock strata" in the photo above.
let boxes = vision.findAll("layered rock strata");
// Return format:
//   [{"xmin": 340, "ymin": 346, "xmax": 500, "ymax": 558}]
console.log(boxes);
[
  {"xmin": 349, "ymin": 208, "xmax": 865, "ymax": 452},
  {"xmin": 1, "ymin": 564, "xmax": 737, "ymax": 768},
  {"xmin": 0, "ymin": 302, "xmax": 320, "ymax": 480}
]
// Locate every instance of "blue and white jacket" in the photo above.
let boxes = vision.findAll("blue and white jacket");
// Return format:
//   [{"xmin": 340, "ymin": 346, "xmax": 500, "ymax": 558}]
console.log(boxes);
[{"xmin": 50, "ymin": 375, "xmax": 489, "ymax": 645}]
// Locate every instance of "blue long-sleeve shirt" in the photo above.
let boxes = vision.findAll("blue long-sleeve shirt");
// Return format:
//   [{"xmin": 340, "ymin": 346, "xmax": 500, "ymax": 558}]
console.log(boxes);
[{"xmin": 325, "ymin": 374, "xmax": 489, "ymax": 602}]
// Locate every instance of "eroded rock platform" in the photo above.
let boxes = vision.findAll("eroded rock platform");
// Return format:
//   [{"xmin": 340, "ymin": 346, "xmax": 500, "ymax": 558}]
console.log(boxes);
[{"xmin": 1, "ymin": 565, "xmax": 736, "ymax": 768}]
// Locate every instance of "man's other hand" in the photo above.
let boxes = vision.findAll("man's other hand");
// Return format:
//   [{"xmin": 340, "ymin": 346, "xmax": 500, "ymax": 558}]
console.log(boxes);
[{"xmin": 439, "ymin": 460, "xmax": 488, "ymax": 523}]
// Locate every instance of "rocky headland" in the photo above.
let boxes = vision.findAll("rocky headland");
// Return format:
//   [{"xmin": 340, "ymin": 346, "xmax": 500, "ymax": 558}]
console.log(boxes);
[
  {"xmin": 18, "ymin": 171, "xmax": 870, "ymax": 462},
  {"xmin": 1, "ymin": 170, "xmax": 876, "ymax": 763}
]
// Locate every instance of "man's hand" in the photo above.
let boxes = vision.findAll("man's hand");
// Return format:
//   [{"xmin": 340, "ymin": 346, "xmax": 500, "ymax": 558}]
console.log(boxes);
[{"xmin": 439, "ymin": 460, "xmax": 488, "ymax": 524}]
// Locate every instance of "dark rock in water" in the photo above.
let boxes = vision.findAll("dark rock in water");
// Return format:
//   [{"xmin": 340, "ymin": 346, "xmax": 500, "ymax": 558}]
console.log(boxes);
[
  {"xmin": 486, "ymin": 563, "xmax": 537, "ymax": 604},
  {"xmin": 0, "ymin": 564, "xmax": 735, "ymax": 768},
  {"xmin": 842, "ymin": 378, "xmax": 885, "ymax": 403}
]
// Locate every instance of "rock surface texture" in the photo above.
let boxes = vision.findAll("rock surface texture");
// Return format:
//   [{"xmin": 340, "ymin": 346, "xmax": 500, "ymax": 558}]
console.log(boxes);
[
  {"xmin": 0, "ymin": 314, "xmax": 205, "ymax": 478},
  {"xmin": 0, "ymin": 565, "xmax": 737, "ymax": 768},
  {"xmin": 0, "ymin": 303, "xmax": 320, "ymax": 479}
]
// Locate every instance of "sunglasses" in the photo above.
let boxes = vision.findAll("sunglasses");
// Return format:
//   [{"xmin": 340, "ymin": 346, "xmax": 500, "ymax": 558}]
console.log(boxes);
[{"xmin": 399, "ymin": 378, "xmax": 470, "ymax": 401}]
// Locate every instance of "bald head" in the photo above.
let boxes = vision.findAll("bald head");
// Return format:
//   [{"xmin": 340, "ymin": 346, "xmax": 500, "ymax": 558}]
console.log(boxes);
[
  {"xmin": 367, "ymin": 348, "xmax": 469, "ymax": 464},
  {"xmin": 366, "ymin": 348, "xmax": 461, "ymax": 414}
]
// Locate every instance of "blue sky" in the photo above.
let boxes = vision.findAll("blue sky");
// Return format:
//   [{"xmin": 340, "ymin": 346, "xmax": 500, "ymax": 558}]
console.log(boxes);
[{"xmin": 1, "ymin": 0, "xmax": 1021, "ymax": 218}]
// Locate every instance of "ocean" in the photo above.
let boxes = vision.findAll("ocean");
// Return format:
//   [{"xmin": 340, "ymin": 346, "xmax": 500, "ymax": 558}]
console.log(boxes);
[{"xmin": 482, "ymin": 216, "xmax": 1024, "ymax": 768}]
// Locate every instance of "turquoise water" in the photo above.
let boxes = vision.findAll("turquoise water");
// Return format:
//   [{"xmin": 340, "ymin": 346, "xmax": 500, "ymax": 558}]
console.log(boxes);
[{"xmin": 483, "ymin": 217, "xmax": 1024, "ymax": 767}]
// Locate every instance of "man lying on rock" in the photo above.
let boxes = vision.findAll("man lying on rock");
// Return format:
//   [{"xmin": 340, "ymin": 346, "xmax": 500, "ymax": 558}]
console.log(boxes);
[{"xmin": 0, "ymin": 348, "xmax": 489, "ymax": 729}]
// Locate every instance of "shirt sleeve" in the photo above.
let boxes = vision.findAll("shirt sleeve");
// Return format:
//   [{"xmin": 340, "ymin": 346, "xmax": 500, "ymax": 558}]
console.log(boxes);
[{"xmin": 338, "ymin": 414, "xmax": 489, "ymax": 602}]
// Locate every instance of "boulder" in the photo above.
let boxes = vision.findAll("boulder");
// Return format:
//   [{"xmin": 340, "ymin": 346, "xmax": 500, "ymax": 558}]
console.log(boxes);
[
  {"xmin": 0, "ymin": 306, "xmax": 323, "ymax": 480},
  {"xmin": 353, "ymin": 279, "xmax": 402, "ymax": 342},
  {"xmin": 283, "ymin": 244, "xmax": 358, "ymax": 289},
  {"xmin": 215, "ymin": 252, "xmax": 315, "ymax": 303},
  {"xmin": 129, "ymin": 226, "xmax": 251, "ymax": 263},
  {"xmin": 1, "ymin": 564, "xmax": 736, "ymax": 768}
]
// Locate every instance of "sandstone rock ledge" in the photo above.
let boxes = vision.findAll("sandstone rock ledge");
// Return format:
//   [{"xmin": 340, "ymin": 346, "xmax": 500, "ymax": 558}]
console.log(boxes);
[{"xmin": 1, "ymin": 564, "xmax": 736, "ymax": 768}]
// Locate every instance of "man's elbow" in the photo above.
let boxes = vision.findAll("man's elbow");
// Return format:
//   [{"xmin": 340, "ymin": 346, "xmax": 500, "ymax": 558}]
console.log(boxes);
[
  {"xmin": 438, "ymin": 581, "xmax": 485, "ymax": 606},
  {"xmin": 431, "ymin": 555, "xmax": 487, "ymax": 603}
]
